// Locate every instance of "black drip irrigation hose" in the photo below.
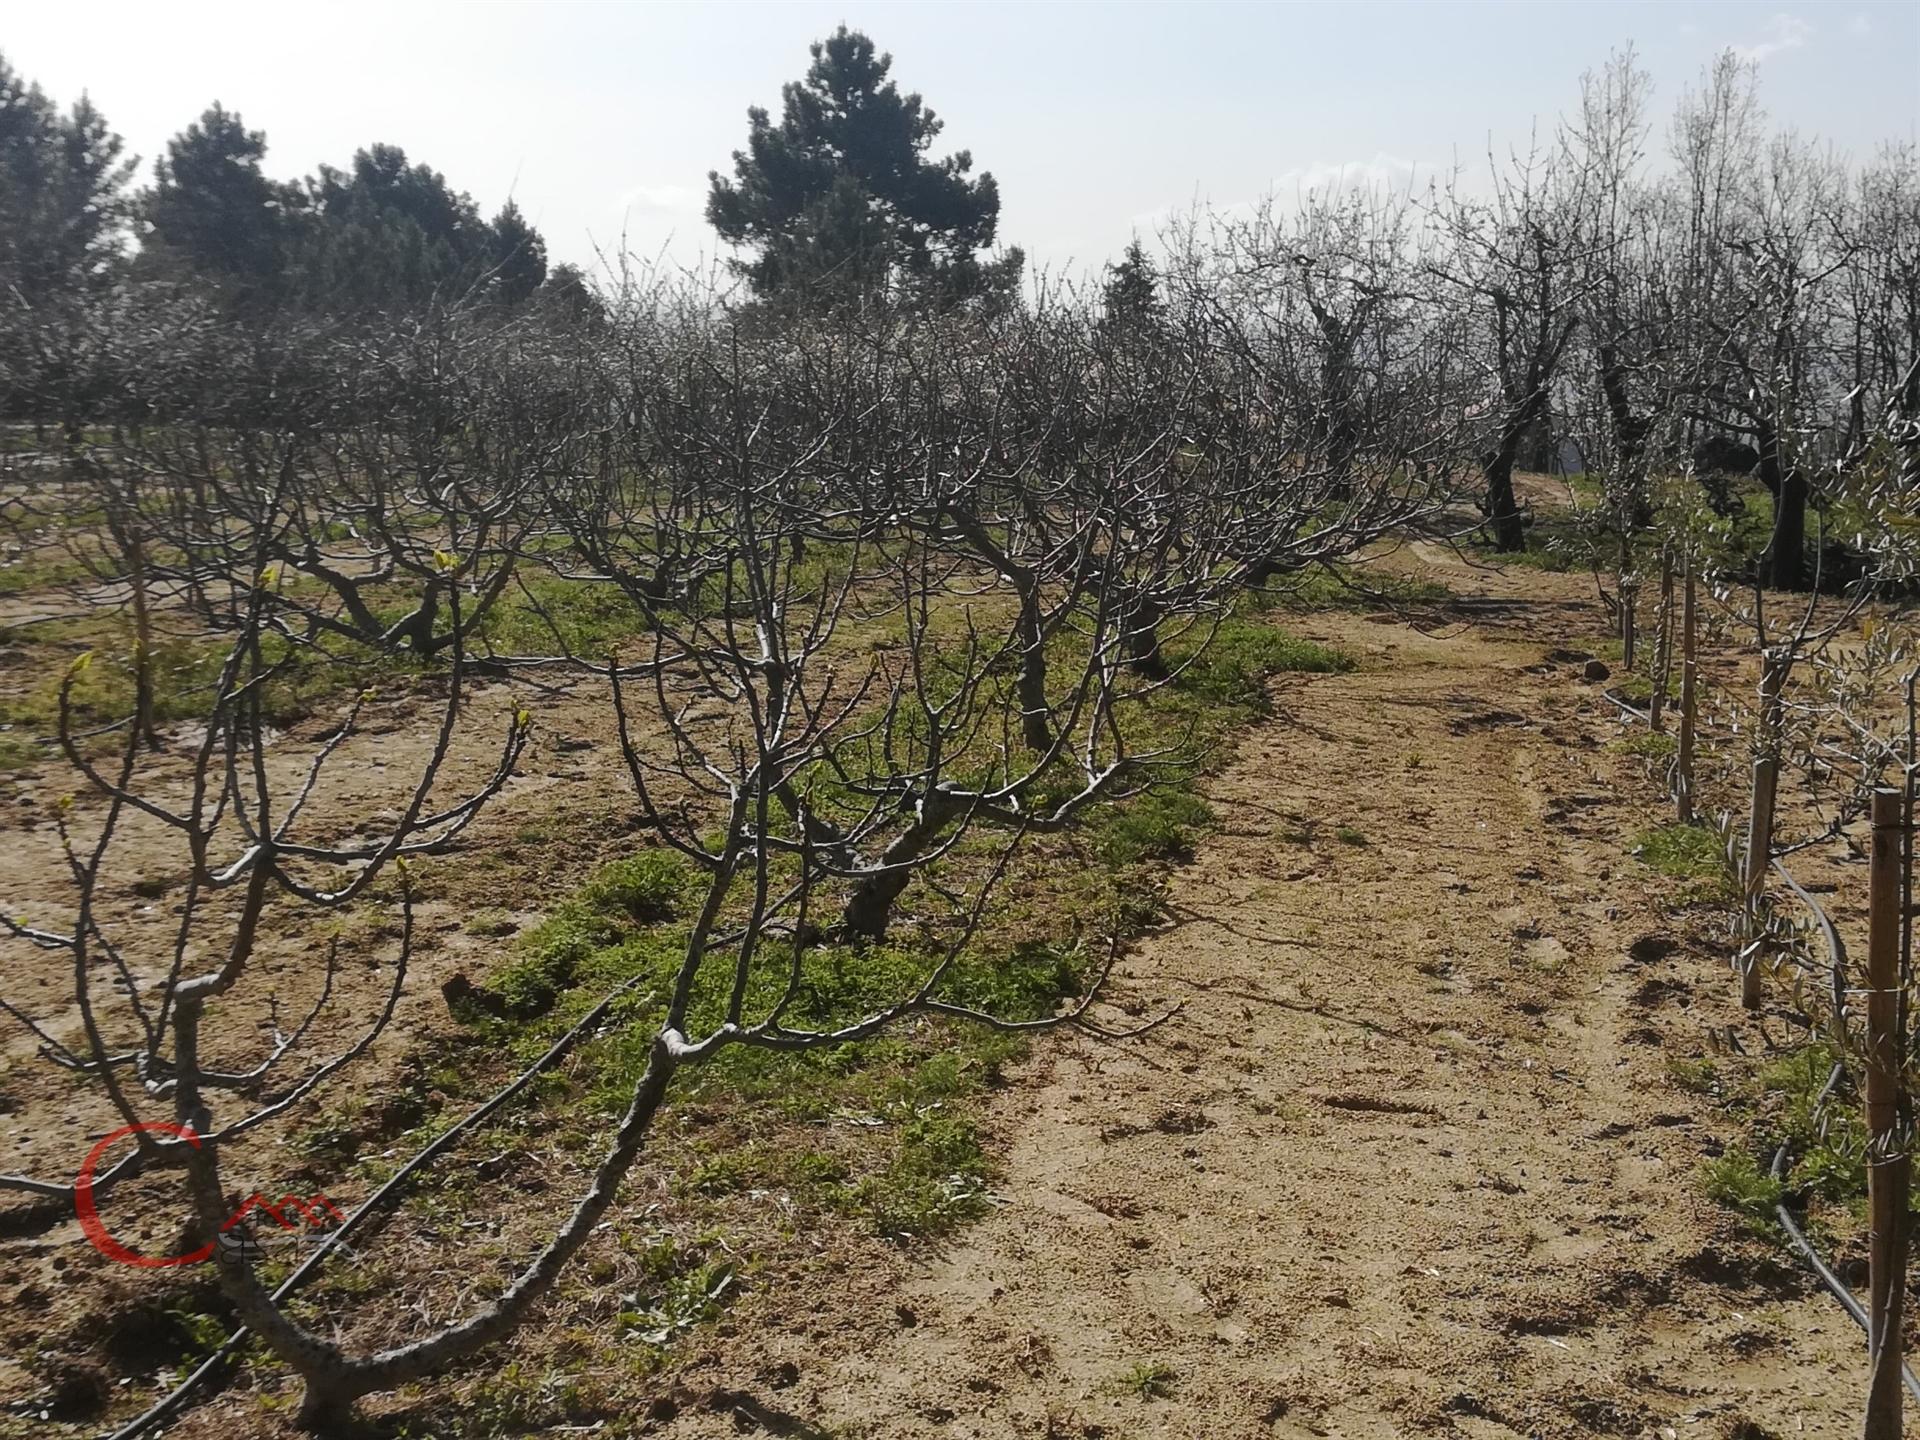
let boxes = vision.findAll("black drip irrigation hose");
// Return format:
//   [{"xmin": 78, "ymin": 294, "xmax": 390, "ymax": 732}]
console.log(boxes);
[
  {"xmin": 95, "ymin": 977, "xmax": 654, "ymax": 1440},
  {"xmin": 1600, "ymin": 688, "xmax": 1653, "ymax": 724},
  {"xmin": 1766, "ymin": 1063, "xmax": 1920, "ymax": 1403},
  {"xmin": 1606, "ymin": 681, "xmax": 1920, "ymax": 1395},
  {"xmin": 1765, "ymin": 859, "xmax": 1920, "ymax": 1403}
]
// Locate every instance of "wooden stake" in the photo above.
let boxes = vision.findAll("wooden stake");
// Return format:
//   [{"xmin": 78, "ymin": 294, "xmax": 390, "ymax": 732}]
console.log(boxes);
[
  {"xmin": 1865, "ymin": 786, "xmax": 1909, "ymax": 1440},
  {"xmin": 1740, "ymin": 650, "xmax": 1788, "ymax": 1010},
  {"xmin": 1676, "ymin": 558, "xmax": 1697, "ymax": 824},
  {"xmin": 1622, "ymin": 578, "xmax": 1637, "ymax": 671},
  {"xmin": 1650, "ymin": 549, "xmax": 1674, "ymax": 734}
]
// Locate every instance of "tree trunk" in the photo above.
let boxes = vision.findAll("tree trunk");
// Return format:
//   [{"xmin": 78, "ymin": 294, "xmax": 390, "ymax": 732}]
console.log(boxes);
[
  {"xmin": 295, "ymin": 1384, "xmax": 357, "ymax": 1435},
  {"xmin": 841, "ymin": 864, "xmax": 913, "ymax": 943},
  {"xmin": 1763, "ymin": 467, "xmax": 1808, "ymax": 591},
  {"xmin": 1014, "ymin": 594, "xmax": 1053, "ymax": 753},
  {"xmin": 1123, "ymin": 596, "xmax": 1167, "ymax": 680},
  {"xmin": 1520, "ymin": 404, "xmax": 1557, "ymax": 476},
  {"xmin": 1482, "ymin": 449, "xmax": 1526, "ymax": 552},
  {"xmin": 1480, "ymin": 384, "xmax": 1546, "ymax": 554},
  {"xmin": 841, "ymin": 796, "xmax": 961, "ymax": 941},
  {"xmin": 1597, "ymin": 344, "xmax": 1652, "ymax": 531}
]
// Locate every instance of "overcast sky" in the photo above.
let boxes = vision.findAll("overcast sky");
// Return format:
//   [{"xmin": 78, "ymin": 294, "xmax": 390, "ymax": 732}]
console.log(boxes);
[{"xmin": 5, "ymin": 1, "xmax": 1916, "ymax": 284}]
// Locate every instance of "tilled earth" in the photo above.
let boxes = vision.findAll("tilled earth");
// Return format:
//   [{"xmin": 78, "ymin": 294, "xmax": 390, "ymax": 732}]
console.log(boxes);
[
  {"xmin": 642, "ymin": 551, "xmax": 1873, "ymax": 1438},
  {"xmin": 1, "ymin": 539, "xmax": 1883, "ymax": 1438}
]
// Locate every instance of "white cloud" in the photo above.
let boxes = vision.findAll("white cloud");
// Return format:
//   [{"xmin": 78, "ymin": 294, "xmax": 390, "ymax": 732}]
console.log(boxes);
[
  {"xmin": 1846, "ymin": 11, "xmax": 1874, "ymax": 36},
  {"xmin": 1269, "ymin": 152, "xmax": 1428, "ymax": 195},
  {"xmin": 1733, "ymin": 13, "xmax": 1813, "ymax": 62},
  {"xmin": 1127, "ymin": 153, "xmax": 1432, "ymax": 238},
  {"xmin": 616, "ymin": 183, "xmax": 700, "ymax": 217}
]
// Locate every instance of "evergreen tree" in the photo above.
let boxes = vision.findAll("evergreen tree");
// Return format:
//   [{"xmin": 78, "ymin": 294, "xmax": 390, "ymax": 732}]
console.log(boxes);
[
  {"xmin": 706, "ymin": 26, "xmax": 1021, "ymax": 309},
  {"xmin": 0, "ymin": 52, "xmax": 134, "ymax": 299},
  {"xmin": 1099, "ymin": 239, "xmax": 1163, "ymax": 337},
  {"xmin": 297, "ymin": 144, "xmax": 495, "ymax": 310},
  {"xmin": 537, "ymin": 262, "xmax": 602, "ymax": 324},
  {"xmin": 143, "ymin": 103, "xmax": 295, "ymax": 293},
  {"xmin": 486, "ymin": 199, "xmax": 547, "ymax": 303}
]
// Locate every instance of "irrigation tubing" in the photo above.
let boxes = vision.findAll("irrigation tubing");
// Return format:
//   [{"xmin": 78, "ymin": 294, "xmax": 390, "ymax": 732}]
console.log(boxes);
[
  {"xmin": 97, "ymin": 975, "xmax": 654, "ymax": 1440},
  {"xmin": 1764, "ymin": 858, "xmax": 1920, "ymax": 1403},
  {"xmin": 1606, "ymin": 674, "xmax": 1920, "ymax": 1398}
]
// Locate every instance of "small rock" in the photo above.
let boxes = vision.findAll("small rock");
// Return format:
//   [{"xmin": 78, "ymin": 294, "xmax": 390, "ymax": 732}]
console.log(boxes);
[{"xmin": 1582, "ymin": 659, "xmax": 1611, "ymax": 682}]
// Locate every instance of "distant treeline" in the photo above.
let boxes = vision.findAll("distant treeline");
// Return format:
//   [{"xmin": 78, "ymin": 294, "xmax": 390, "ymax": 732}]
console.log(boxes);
[{"xmin": 0, "ymin": 51, "xmax": 591, "ymax": 318}]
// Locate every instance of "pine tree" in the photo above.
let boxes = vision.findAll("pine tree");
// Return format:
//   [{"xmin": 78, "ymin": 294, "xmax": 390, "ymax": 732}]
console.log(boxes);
[
  {"xmin": 143, "ymin": 103, "xmax": 295, "ymax": 293},
  {"xmin": 1099, "ymin": 239, "xmax": 1164, "ymax": 337},
  {"xmin": 0, "ymin": 52, "xmax": 134, "ymax": 299},
  {"xmin": 486, "ymin": 199, "xmax": 547, "ymax": 304},
  {"xmin": 296, "ymin": 144, "xmax": 497, "ymax": 310},
  {"xmin": 706, "ymin": 27, "xmax": 1021, "ymax": 309},
  {"xmin": 536, "ymin": 262, "xmax": 602, "ymax": 324}
]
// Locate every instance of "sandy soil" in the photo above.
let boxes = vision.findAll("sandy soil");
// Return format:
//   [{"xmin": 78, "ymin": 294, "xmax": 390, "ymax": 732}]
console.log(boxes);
[
  {"xmin": 640, "ymin": 550, "xmax": 1874, "ymax": 1439},
  {"xmin": 1, "ymin": 530, "xmax": 1885, "ymax": 1438}
]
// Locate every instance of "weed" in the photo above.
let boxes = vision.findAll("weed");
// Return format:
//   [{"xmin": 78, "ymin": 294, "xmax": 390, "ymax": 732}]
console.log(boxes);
[
  {"xmin": 618, "ymin": 1257, "xmax": 739, "ymax": 1346},
  {"xmin": 1116, "ymin": 1360, "xmax": 1178, "ymax": 1399},
  {"xmin": 1335, "ymin": 825, "xmax": 1368, "ymax": 847},
  {"xmin": 476, "ymin": 573, "xmax": 650, "ymax": 659},
  {"xmin": 1610, "ymin": 729, "xmax": 1677, "ymax": 761},
  {"xmin": 574, "ymin": 850, "xmax": 690, "ymax": 925},
  {"xmin": 1664, "ymin": 1056, "xmax": 1719, "ymax": 1094},
  {"xmin": 848, "ymin": 1109, "xmax": 992, "ymax": 1239},
  {"xmin": 1703, "ymin": 1150, "xmax": 1785, "ymax": 1237},
  {"xmin": 1091, "ymin": 788, "xmax": 1214, "ymax": 867},
  {"xmin": 1631, "ymin": 822, "xmax": 1734, "ymax": 902},
  {"xmin": 463, "ymin": 908, "xmax": 518, "ymax": 938},
  {"xmin": 1277, "ymin": 564, "xmax": 1451, "ymax": 611},
  {"xmin": 1170, "ymin": 618, "xmax": 1351, "ymax": 713},
  {"xmin": 1759, "ymin": 1044, "xmax": 1866, "ymax": 1208}
]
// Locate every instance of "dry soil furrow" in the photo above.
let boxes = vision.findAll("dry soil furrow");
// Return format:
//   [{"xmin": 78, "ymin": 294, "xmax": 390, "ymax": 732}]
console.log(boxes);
[{"xmin": 700, "ymin": 599, "xmax": 1867, "ymax": 1438}]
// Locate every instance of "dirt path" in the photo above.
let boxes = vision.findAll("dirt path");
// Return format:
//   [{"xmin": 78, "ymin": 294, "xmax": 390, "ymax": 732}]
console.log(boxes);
[{"xmin": 668, "ymin": 560, "xmax": 1867, "ymax": 1438}]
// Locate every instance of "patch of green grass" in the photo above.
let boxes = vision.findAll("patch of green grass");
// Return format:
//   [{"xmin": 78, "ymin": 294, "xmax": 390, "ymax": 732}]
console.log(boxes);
[
  {"xmin": 1471, "ymin": 512, "xmax": 1592, "ymax": 573},
  {"xmin": 442, "ymin": 846, "xmax": 1083, "ymax": 1247},
  {"xmin": 1610, "ymin": 729, "xmax": 1678, "ymax": 760},
  {"xmin": 1665, "ymin": 1055, "xmax": 1719, "ymax": 1094},
  {"xmin": 617, "ymin": 1254, "xmax": 738, "ymax": 1346},
  {"xmin": 1116, "ymin": 1360, "xmax": 1178, "ymax": 1399},
  {"xmin": 1703, "ymin": 1149, "xmax": 1786, "ymax": 1237},
  {"xmin": 0, "ymin": 729, "xmax": 39, "ymax": 771},
  {"xmin": 1277, "ymin": 563, "xmax": 1452, "ymax": 611},
  {"xmin": 477, "ymin": 573, "xmax": 651, "ymax": 659},
  {"xmin": 1690, "ymin": 1039, "xmax": 1906, "ymax": 1256},
  {"xmin": 462, "ymin": 851, "xmax": 692, "ymax": 1022},
  {"xmin": 462, "ymin": 909, "xmax": 518, "ymax": 938},
  {"xmin": 1335, "ymin": 825, "xmax": 1368, "ymax": 847},
  {"xmin": 1170, "ymin": 619, "xmax": 1352, "ymax": 713},
  {"xmin": 1758, "ymin": 1044, "xmax": 1866, "ymax": 1210},
  {"xmin": 1632, "ymin": 822, "xmax": 1731, "ymax": 890},
  {"xmin": 1489, "ymin": 542, "xmax": 1581, "ymax": 572},
  {"xmin": 0, "ymin": 551, "xmax": 93, "ymax": 595},
  {"xmin": 845, "ymin": 1109, "xmax": 992, "ymax": 1239},
  {"xmin": 1090, "ymin": 788, "xmax": 1215, "ymax": 867},
  {"xmin": 1614, "ymin": 672, "xmax": 1680, "ymax": 706},
  {"xmin": 0, "ymin": 616, "xmax": 429, "ymax": 771},
  {"xmin": 574, "ymin": 850, "xmax": 691, "ymax": 925}
]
